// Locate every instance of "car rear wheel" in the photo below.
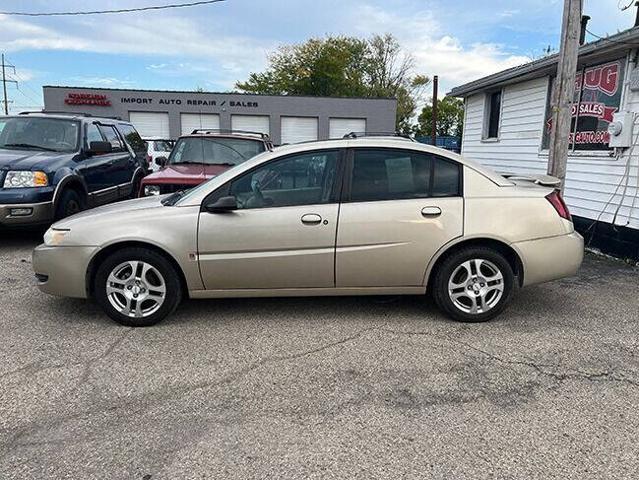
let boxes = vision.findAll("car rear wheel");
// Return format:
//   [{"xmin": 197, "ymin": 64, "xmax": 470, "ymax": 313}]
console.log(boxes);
[
  {"xmin": 94, "ymin": 247, "xmax": 182, "ymax": 327},
  {"xmin": 432, "ymin": 247, "xmax": 515, "ymax": 323}
]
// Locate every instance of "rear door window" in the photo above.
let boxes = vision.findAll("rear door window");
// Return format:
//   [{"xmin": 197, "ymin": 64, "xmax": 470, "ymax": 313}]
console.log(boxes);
[
  {"xmin": 349, "ymin": 149, "xmax": 461, "ymax": 202},
  {"xmin": 117, "ymin": 123, "xmax": 146, "ymax": 155}
]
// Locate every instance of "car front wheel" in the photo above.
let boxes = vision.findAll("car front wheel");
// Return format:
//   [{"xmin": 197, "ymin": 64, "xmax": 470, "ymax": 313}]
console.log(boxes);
[
  {"xmin": 94, "ymin": 247, "xmax": 182, "ymax": 327},
  {"xmin": 432, "ymin": 247, "xmax": 515, "ymax": 323}
]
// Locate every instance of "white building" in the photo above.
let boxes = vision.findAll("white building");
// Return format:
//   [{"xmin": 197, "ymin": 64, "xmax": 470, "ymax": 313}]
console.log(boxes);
[{"xmin": 449, "ymin": 28, "xmax": 639, "ymax": 262}]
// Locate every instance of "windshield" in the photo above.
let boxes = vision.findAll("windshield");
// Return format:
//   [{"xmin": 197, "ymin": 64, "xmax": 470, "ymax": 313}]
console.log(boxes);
[
  {"xmin": 0, "ymin": 117, "xmax": 80, "ymax": 153},
  {"xmin": 175, "ymin": 148, "xmax": 273, "ymax": 206},
  {"xmin": 169, "ymin": 137, "xmax": 265, "ymax": 166},
  {"xmin": 153, "ymin": 140, "xmax": 173, "ymax": 152}
]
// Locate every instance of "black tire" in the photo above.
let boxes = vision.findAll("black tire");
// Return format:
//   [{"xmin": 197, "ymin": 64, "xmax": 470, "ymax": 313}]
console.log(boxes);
[
  {"xmin": 94, "ymin": 247, "xmax": 182, "ymax": 327},
  {"xmin": 54, "ymin": 189, "xmax": 85, "ymax": 221},
  {"xmin": 130, "ymin": 174, "xmax": 143, "ymax": 199},
  {"xmin": 432, "ymin": 246, "xmax": 515, "ymax": 323}
]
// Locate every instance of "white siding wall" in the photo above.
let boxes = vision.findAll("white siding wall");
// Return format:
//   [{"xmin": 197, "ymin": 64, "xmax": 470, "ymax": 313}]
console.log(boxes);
[{"xmin": 461, "ymin": 70, "xmax": 639, "ymax": 231}]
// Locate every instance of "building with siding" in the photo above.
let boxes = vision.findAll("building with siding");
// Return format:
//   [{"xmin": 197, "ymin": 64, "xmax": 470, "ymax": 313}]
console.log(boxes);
[
  {"xmin": 449, "ymin": 28, "xmax": 639, "ymax": 262},
  {"xmin": 42, "ymin": 86, "xmax": 397, "ymax": 146}
]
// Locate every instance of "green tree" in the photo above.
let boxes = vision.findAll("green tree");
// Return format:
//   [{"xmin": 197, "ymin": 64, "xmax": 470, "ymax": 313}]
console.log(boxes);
[
  {"xmin": 417, "ymin": 96, "xmax": 464, "ymax": 138},
  {"xmin": 236, "ymin": 34, "xmax": 428, "ymax": 131}
]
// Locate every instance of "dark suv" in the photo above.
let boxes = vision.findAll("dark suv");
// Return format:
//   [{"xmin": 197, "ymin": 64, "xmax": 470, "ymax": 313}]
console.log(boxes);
[
  {"xmin": 0, "ymin": 113, "xmax": 147, "ymax": 227},
  {"xmin": 140, "ymin": 129, "xmax": 272, "ymax": 196}
]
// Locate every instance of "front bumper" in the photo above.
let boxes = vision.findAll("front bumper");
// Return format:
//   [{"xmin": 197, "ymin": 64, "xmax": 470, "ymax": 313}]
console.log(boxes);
[
  {"xmin": 32, "ymin": 244, "xmax": 99, "ymax": 298},
  {"xmin": 514, "ymin": 231, "xmax": 584, "ymax": 287},
  {"xmin": 0, "ymin": 201, "xmax": 54, "ymax": 227}
]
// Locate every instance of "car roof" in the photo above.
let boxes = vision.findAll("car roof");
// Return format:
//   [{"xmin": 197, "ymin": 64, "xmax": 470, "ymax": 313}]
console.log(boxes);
[
  {"xmin": 181, "ymin": 129, "xmax": 271, "ymax": 143},
  {"xmin": 11, "ymin": 112, "xmax": 130, "ymax": 124}
]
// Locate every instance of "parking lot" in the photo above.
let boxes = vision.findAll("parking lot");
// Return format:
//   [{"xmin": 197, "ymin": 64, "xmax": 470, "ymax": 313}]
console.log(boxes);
[{"xmin": 0, "ymin": 231, "xmax": 637, "ymax": 479}]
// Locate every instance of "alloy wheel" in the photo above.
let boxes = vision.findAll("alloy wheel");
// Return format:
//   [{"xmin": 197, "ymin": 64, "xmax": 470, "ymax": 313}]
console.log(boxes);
[
  {"xmin": 447, "ymin": 258, "xmax": 504, "ymax": 314},
  {"xmin": 105, "ymin": 261, "xmax": 166, "ymax": 318}
]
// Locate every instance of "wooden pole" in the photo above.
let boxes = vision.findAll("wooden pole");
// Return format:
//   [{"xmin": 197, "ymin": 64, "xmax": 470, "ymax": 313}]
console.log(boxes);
[
  {"xmin": 2, "ymin": 54, "xmax": 8, "ymax": 115},
  {"xmin": 431, "ymin": 75, "xmax": 438, "ymax": 146},
  {"xmin": 547, "ymin": 0, "xmax": 583, "ymax": 192}
]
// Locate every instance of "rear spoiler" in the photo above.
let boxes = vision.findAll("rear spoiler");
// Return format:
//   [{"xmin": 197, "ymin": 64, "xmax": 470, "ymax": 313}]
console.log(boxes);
[{"xmin": 501, "ymin": 173, "xmax": 562, "ymax": 187}]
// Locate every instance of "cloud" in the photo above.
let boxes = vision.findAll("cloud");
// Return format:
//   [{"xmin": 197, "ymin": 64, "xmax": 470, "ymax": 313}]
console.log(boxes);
[
  {"xmin": 0, "ymin": 13, "xmax": 273, "ymax": 89},
  {"xmin": 349, "ymin": 4, "xmax": 530, "ymax": 93},
  {"xmin": 67, "ymin": 76, "xmax": 137, "ymax": 88}
]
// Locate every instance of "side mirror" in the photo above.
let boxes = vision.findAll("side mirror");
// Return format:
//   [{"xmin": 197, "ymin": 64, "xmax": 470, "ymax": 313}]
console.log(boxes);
[
  {"xmin": 87, "ymin": 141, "xmax": 112, "ymax": 156},
  {"xmin": 155, "ymin": 156, "xmax": 168, "ymax": 168},
  {"xmin": 204, "ymin": 195, "xmax": 237, "ymax": 213}
]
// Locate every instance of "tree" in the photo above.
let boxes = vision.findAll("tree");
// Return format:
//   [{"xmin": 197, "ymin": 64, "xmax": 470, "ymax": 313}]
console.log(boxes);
[
  {"xmin": 236, "ymin": 36, "xmax": 369, "ymax": 97},
  {"xmin": 236, "ymin": 34, "xmax": 428, "ymax": 131},
  {"xmin": 417, "ymin": 96, "xmax": 464, "ymax": 138}
]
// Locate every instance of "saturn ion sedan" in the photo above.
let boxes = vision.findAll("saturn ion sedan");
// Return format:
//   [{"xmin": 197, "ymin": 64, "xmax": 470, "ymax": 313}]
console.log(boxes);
[{"xmin": 33, "ymin": 137, "xmax": 584, "ymax": 327}]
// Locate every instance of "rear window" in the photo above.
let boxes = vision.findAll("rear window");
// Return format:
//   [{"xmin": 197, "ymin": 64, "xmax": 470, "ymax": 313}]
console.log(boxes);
[
  {"xmin": 153, "ymin": 140, "xmax": 173, "ymax": 152},
  {"xmin": 169, "ymin": 137, "xmax": 265, "ymax": 166}
]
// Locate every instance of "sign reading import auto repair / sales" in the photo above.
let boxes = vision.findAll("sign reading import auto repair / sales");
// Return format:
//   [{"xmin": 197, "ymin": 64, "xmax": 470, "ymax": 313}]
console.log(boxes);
[{"xmin": 543, "ymin": 59, "xmax": 625, "ymax": 151}]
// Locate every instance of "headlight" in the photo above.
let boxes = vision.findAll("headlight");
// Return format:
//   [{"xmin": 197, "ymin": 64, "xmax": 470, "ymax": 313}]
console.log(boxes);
[
  {"xmin": 3, "ymin": 171, "xmax": 49, "ymax": 188},
  {"xmin": 43, "ymin": 228, "xmax": 70, "ymax": 246},
  {"xmin": 144, "ymin": 185, "xmax": 161, "ymax": 196}
]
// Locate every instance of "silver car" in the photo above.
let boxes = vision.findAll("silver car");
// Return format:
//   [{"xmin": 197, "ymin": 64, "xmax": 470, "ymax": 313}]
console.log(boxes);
[{"xmin": 33, "ymin": 137, "xmax": 584, "ymax": 327}]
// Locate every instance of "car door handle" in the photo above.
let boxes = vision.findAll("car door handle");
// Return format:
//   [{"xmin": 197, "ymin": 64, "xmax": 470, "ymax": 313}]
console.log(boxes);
[
  {"xmin": 421, "ymin": 206, "xmax": 442, "ymax": 217},
  {"xmin": 301, "ymin": 213, "xmax": 322, "ymax": 225}
]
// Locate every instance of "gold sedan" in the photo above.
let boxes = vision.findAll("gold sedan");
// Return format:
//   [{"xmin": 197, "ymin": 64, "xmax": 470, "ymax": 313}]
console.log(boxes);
[{"xmin": 33, "ymin": 137, "xmax": 583, "ymax": 326}]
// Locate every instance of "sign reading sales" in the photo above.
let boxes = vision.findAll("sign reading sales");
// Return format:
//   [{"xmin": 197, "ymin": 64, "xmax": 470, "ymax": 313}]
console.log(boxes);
[{"xmin": 543, "ymin": 59, "xmax": 624, "ymax": 151}]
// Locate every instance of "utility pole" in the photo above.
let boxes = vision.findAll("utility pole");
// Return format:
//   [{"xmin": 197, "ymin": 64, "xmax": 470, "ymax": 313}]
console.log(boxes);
[
  {"xmin": 431, "ymin": 75, "xmax": 438, "ymax": 146},
  {"xmin": 547, "ymin": 0, "xmax": 583, "ymax": 192},
  {"xmin": 1, "ymin": 54, "xmax": 18, "ymax": 115}
]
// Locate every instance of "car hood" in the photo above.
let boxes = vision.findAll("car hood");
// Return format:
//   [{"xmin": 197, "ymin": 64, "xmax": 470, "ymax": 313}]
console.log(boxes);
[
  {"xmin": 53, "ymin": 195, "xmax": 167, "ymax": 229},
  {"xmin": 0, "ymin": 148, "xmax": 71, "ymax": 171},
  {"xmin": 142, "ymin": 163, "xmax": 232, "ymax": 184}
]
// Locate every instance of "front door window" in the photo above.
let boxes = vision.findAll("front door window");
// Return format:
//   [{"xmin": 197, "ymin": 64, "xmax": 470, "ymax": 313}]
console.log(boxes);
[{"xmin": 229, "ymin": 150, "xmax": 339, "ymax": 209}]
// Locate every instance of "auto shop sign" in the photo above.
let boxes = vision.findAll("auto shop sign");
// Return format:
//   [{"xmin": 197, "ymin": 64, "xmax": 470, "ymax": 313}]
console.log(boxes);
[
  {"xmin": 543, "ymin": 59, "xmax": 624, "ymax": 151},
  {"xmin": 119, "ymin": 96, "xmax": 259, "ymax": 108},
  {"xmin": 64, "ymin": 92, "xmax": 111, "ymax": 106}
]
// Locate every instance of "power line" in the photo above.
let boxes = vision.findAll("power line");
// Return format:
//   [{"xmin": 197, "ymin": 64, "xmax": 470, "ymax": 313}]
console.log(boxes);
[
  {"xmin": 0, "ymin": 0, "xmax": 226, "ymax": 17},
  {"xmin": 4, "ymin": 57, "xmax": 44, "ymax": 100},
  {"xmin": 8, "ymin": 77, "xmax": 43, "ymax": 107}
]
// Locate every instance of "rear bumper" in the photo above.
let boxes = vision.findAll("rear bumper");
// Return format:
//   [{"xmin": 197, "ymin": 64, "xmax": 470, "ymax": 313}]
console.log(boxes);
[
  {"xmin": 32, "ymin": 244, "xmax": 98, "ymax": 298},
  {"xmin": 0, "ymin": 201, "xmax": 54, "ymax": 227},
  {"xmin": 514, "ymin": 231, "xmax": 584, "ymax": 287}
]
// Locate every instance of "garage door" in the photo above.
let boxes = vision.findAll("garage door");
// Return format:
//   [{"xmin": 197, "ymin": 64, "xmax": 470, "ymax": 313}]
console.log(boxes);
[
  {"xmin": 281, "ymin": 117, "xmax": 318, "ymax": 144},
  {"xmin": 231, "ymin": 115, "xmax": 270, "ymax": 135},
  {"xmin": 329, "ymin": 118, "xmax": 366, "ymax": 139},
  {"xmin": 181, "ymin": 113, "xmax": 220, "ymax": 135},
  {"xmin": 129, "ymin": 112, "xmax": 170, "ymax": 138}
]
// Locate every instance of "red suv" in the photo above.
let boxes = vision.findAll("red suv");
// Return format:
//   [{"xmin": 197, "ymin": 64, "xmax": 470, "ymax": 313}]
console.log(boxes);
[{"xmin": 139, "ymin": 129, "xmax": 273, "ymax": 197}]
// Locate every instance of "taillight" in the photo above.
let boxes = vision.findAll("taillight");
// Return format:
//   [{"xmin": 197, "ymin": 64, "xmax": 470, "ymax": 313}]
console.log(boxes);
[{"xmin": 546, "ymin": 190, "xmax": 571, "ymax": 220}]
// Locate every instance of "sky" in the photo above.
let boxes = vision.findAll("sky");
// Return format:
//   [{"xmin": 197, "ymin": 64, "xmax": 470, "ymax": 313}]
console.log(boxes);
[{"xmin": 0, "ymin": 0, "xmax": 637, "ymax": 114}]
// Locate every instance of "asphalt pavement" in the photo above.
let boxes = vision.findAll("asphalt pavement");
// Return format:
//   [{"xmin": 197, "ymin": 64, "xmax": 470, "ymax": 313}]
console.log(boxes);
[{"xmin": 1, "ymin": 230, "xmax": 638, "ymax": 479}]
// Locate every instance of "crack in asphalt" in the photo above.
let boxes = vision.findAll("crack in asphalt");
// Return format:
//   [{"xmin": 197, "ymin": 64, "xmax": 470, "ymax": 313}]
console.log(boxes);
[
  {"xmin": 379, "ymin": 328, "xmax": 639, "ymax": 388},
  {"xmin": 4, "ymin": 320, "xmax": 638, "ymax": 462},
  {"xmin": 0, "ymin": 328, "xmax": 132, "ymax": 382},
  {"xmin": 1, "ymin": 329, "xmax": 133, "ymax": 458},
  {"xmin": 0, "ymin": 324, "xmax": 383, "ymax": 456}
]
